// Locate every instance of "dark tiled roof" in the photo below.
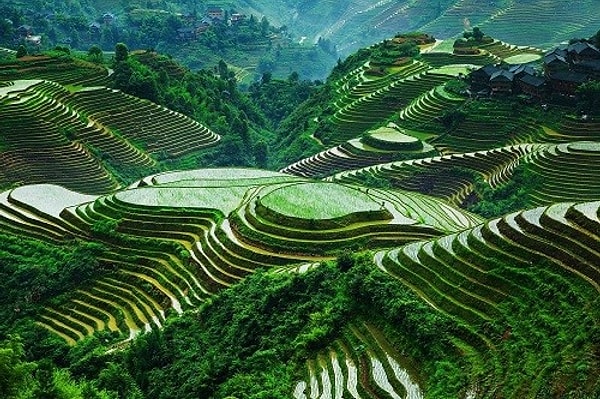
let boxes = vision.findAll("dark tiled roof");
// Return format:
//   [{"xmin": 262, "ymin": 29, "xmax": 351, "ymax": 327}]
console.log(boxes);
[
  {"xmin": 509, "ymin": 64, "xmax": 535, "ymax": 76},
  {"xmin": 471, "ymin": 64, "xmax": 501, "ymax": 79},
  {"xmin": 544, "ymin": 54, "xmax": 567, "ymax": 65},
  {"xmin": 549, "ymin": 71, "xmax": 588, "ymax": 83},
  {"xmin": 576, "ymin": 59, "xmax": 600, "ymax": 72},
  {"xmin": 490, "ymin": 70, "xmax": 514, "ymax": 82},
  {"xmin": 519, "ymin": 74, "xmax": 546, "ymax": 87},
  {"xmin": 568, "ymin": 41, "xmax": 600, "ymax": 55}
]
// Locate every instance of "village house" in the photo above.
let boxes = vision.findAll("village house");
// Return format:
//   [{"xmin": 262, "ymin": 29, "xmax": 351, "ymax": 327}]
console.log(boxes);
[
  {"xmin": 230, "ymin": 13, "xmax": 246, "ymax": 25},
  {"xmin": 489, "ymin": 70, "xmax": 515, "ymax": 94},
  {"xmin": 573, "ymin": 59, "xmax": 600, "ymax": 79},
  {"xmin": 509, "ymin": 64, "xmax": 535, "ymax": 80},
  {"xmin": 89, "ymin": 22, "xmax": 102, "ymax": 35},
  {"xmin": 517, "ymin": 74, "xmax": 546, "ymax": 99},
  {"xmin": 470, "ymin": 64, "xmax": 501, "ymax": 89},
  {"xmin": 16, "ymin": 25, "xmax": 34, "ymax": 37},
  {"xmin": 207, "ymin": 7, "xmax": 225, "ymax": 20},
  {"xmin": 177, "ymin": 27, "xmax": 197, "ymax": 41},
  {"xmin": 567, "ymin": 41, "xmax": 600, "ymax": 63},
  {"xmin": 548, "ymin": 71, "xmax": 589, "ymax": 96},
  {"xmin": 102, "ymin": 13, "xmax": 116, "ymax": 25},
  {"xmin": 470, "ymin": 41, "xmax": 599, "ymax": 100},
  {"xmin": 543, "ymin": 53, "xmax": 569, "ymax": 75}
]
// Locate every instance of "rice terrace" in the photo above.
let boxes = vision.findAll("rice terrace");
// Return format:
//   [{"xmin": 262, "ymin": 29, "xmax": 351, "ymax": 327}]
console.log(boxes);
[{"xmin": 0, "ymin": 1, "xmax": 599, "ymax": 398}]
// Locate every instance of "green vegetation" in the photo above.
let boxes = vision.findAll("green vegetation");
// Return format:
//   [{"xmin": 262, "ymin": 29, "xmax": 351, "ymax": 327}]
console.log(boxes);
[
  {"xmin": 259, "ymin": 183, "xmax": 382, "ymax": 221},
  {"xmin": 1, "ymin": 10, "xmax": 600, "ymax": 399},
  {"xmin": 467, "ymin": 165, "xmax": 541, "ymax": 218}
]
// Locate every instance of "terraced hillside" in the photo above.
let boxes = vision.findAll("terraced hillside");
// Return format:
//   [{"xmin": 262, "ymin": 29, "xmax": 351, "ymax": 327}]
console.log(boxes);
[
  {"xmin": 281, "ymin": 124, "xmax": 435, "ymax": 178},
  {"xmin": 329, "ymin": 144, "xmax": 541, "ymax": 205},
  {"xmin": 376, "ymin": 200, "xmax": 600, "ymax": 396},
  {"xmin": 240, "ymin": 0, "xmax": 600, "ymax": 56},
  {"xmin": 282, "ymin": 31, "xmax": 600, "ymax": 213},
  {"xmin": 1, "ymin": 168, "xmax": 597, "ymax": 397},
  {"xmin": 0, "ymin": 54, "xmax": 112, "ymax": 87},
  {"xmin": 0, "ymin": 168, "xmax": 482, "ymax": 345},
  {"xmin": 0, "ymin": 79, "xmax": 219, "ymax": 193},
  {"xmin": 294, "ymin": 322, "xmax": 423, "ymax": 399}
]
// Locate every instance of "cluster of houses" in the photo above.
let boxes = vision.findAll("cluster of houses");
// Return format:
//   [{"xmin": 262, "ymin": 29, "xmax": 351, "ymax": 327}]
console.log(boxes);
[
  {"xmin": 469, "ymin": 41, "xmax": 600, "ymax": 99},
  {"xmin": 176, "ymin": 7, "xmax": 247, "ymax": 42},
  {"xmin": 13, "ymin": 24, "xmax": 41, "ymax": 46},
  {"xmin": 89, "ymin": 13, "xmax": 117, "ymax": 34}
]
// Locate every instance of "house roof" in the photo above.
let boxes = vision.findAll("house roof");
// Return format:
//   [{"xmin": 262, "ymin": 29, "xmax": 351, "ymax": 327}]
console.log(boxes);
[
  {"xmin": 549, "ymin": 71, "xmax": 588, "ymax": 83},
  {"xmin": 207, "ymin": 7, "xmax": 224, "ymax": 13},
  {"xmin": 471, "ymin": 64, "xmax": 501, "ymax": 79},
  {"xmin": 544, "ymin": 53, "xmax": 568, "ymax": 66},
  {"xmin": 576, "ymin": 59, "xmax": 600, "ymax": 72},
  {"xmin": 509, "ymin": 64, "xmax": 535, "ymax": 76},
  {"xmin": 490, "ymin": 70, "xmax": 514, "ymax": 82},
  {"xmin": 568, "ymin": 41, "xmax": 600, "ymax": 56},
  {"xmin": 519, "ymin": 74, "xmax": 546, "ymax": 88},
  {"xmin": 546, "ymin": 46, "xmax": 568, "ymax": 58}
]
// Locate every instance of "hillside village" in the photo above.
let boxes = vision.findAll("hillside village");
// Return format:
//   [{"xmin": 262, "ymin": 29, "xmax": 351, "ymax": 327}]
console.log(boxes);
[
  {"xmin": 469, "ymin": 40, "xmax": 600, "ymax": 100},
  {"xmin": 8, "ymin": 6, "xmax": 263, "ymax": 48},
  {"xmin": 0, "ymin": 1, "xmax": 600, "ymax": 396}
]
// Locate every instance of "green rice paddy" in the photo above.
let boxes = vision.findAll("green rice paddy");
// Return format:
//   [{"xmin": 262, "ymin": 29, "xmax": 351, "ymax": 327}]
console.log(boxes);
[{"xmin": 260, "ymin": 182, "xmax": 383, "ymax": 220}]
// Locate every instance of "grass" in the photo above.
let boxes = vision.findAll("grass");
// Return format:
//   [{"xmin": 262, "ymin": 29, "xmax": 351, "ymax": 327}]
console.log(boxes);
[
  {"xmin": 150, "ymin": 168, "xmax": 295, "ymax": 185},
  {"xmin": 503, "ymin": 53, "xmax": 542, "ymax": 64},
  {"xmin": 367, "ymin": 127, "xmax": 420, "ymax": 144},
  {"xmin": 114, "ymin": 186, "xmax": 251, "ymax": 215},
  {"xmin": 429, "ymin": 65, "xmax": 472, "ymax": 76},
  {"xmin": 260, "ymin": 182, "xmax": 383, "ymax": 220},
  {"xmin": 9, "ymin": 184, "xmax": 98, "ymax": 219}
]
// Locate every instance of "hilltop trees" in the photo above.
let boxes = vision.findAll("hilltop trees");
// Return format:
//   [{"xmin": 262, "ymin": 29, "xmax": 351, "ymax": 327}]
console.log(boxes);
[
  {"xmin": 115, "ymin": 42, "xmax": 129, "ymax": 63},
  {"xmin": 87, "ymin": 45, "xmax": 103, "ymax": 63},
  {"xmin": 16, "ymin": 44, "xmax": 27, "ymax": 58}
]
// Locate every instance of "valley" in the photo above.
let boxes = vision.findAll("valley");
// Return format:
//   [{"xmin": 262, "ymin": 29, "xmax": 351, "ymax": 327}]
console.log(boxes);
[{"xmin": 0, "ymin": 5, "xmax": 599, "ymax": 398}]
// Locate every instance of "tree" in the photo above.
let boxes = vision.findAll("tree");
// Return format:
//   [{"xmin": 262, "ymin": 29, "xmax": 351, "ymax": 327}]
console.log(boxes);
[
  {"xmin": 288, "ymin": 71, "xmax": 299, "ymax": 83},
  {"xmin": 0, "ymin": 336, "xmax": 36, "ymax": 398},
  {"xmin": 260, "ymin": 16, "xmax": 269, "ymax": 36},
  {"xmin": 87, "ymin": 45, "xmax": 103, "ymax": 63},
  {"xmin": 115, "ymin": 42, "xmax": 129, "ymax": 63},
  {"xmin": 261, "ymin": 72, "xmax": 272, "ymax": 84},
  {"xmin": 16, "ymin": 44, "xmax": 27, "ymax": 58},
  {"xmin": 473, "ymin": 26, "xmax": 484, "ymax": 41},
  {"xmin": 254, "ymin": 140, "xmax": 268, "ymax": 168},
  {"xmin": 218, "ymin": 59, "xmax": 229, "ymax": 80}
]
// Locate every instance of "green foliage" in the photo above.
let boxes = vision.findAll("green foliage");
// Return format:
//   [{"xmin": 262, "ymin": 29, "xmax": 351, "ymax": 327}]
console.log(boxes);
[
  {"xmin": 87, "ymin": 45, "xmax": 103, "ymax": 64},
  {"xmin": 576, "ymin": 80, "xmax": 600, "ymax": 115},
  {"xmin": 0, "ymin": 336, "xmax": 36, "ymax": 398},
  {"xmin": 439, "ymin": 109, "xmax": 466, "ymax": 129},
  {"xmin": 248, "ymin": 74, "xmax": 318, "ymax": 127},
  {"xmin": 16, "ymin": 45, "xmax": 27, "ymax": 58},
  {"xmin": 0, "ymin": 336, "xmax": 113, "ymax": 399},
  {"xmin": 468, "ymin": 165, "xmax": 540, "ymax": 218},
  {"xmin": 114, "ymin": 43, "xmax": 128, "ymax": 63},
  {"xmin": 0, "ymin": 234, "xmax": 109, "ymax": 336}
]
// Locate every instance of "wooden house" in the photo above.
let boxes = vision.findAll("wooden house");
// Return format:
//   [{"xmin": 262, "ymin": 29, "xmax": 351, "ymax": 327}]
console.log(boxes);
[
  {"xmin": 489, "ymin": 70, "xmax": 515, "ymax": 94},
  {"xmin": 548, "ymin": 71, "xmax": 588, "ymax": 95}
]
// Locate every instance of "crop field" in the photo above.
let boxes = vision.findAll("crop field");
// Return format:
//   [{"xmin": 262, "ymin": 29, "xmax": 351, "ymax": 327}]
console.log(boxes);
[
  {"xmin": 0, "ymin": 79, "xmax": 219, "ymax": 192},
  {"xmin": 260, "ymin": 182, "xmax": 382, "ymax": 220},
  {"xmin": 1, "ymin": 24, "xmax": 599, "ymax": 397},
  {"xmin": 0, "ymin": 173, "xmax": 484, "ymax": 346},
  {"xmin": 293, "ymin": 323, "xmax": 424, "ymax": 399}
]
